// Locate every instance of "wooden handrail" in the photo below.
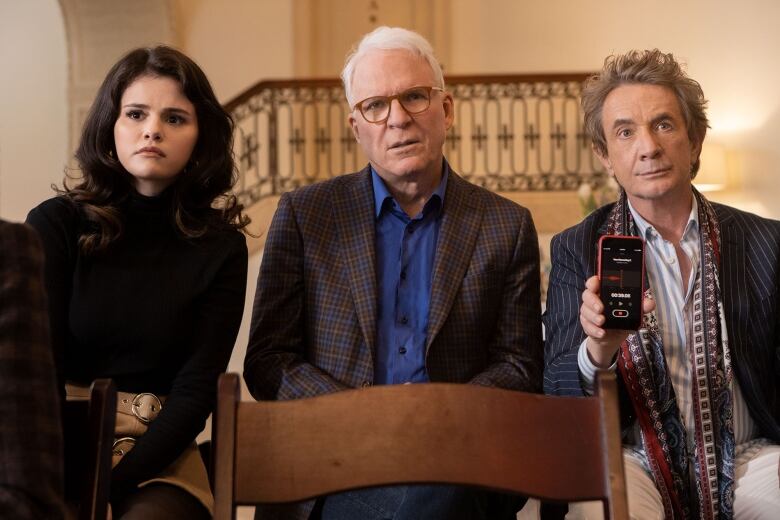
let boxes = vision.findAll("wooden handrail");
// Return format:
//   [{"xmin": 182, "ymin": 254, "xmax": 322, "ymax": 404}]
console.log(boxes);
[{"xmin": 224, "ymin": 73, "xmax": 594, "ymax": 112}]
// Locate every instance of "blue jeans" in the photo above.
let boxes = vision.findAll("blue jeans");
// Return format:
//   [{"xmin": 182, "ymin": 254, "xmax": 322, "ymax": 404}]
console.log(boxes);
[{"xmin": 319, "ymin": 485, "xmax": 525, "ymax": 520}]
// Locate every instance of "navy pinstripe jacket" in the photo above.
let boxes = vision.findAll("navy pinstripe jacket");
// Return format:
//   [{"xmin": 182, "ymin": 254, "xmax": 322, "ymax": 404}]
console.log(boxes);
[{"xmin": 543, "ymin": 201, "xmax": 780, "ymax": 442}]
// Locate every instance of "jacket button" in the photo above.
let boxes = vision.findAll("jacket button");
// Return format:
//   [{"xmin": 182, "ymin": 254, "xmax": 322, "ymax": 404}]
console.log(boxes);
[{"xmin": 361, "ymin": 380, "xmax": 371, "ymax": 388}]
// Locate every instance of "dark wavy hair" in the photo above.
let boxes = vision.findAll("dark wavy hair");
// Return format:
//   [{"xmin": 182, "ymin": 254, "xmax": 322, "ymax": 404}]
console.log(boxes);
[
  {"xmin": 582, "ymin": 49, "xmax": 710, "ymax": 177},
  {"xmin": 64, "ymin": 45, "xmax": 248, "ymax": 254}
]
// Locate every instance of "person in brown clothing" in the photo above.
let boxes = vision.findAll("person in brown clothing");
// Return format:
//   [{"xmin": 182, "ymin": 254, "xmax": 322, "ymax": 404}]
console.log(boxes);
[{"xmin": 0, "ymin": 219, "xmax": 65, "ymax": 519}]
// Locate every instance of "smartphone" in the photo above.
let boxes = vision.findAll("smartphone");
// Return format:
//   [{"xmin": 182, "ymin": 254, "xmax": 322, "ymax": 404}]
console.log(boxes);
[{"xmin": 598, "ymin": 235, "xmax": 645, "ymax": 330}]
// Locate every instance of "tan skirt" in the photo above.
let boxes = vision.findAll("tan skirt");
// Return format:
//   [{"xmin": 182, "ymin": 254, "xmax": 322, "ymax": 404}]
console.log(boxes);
[{"xmin": 65, "ymin": 383, "xmax": 214, "ymax": 514}]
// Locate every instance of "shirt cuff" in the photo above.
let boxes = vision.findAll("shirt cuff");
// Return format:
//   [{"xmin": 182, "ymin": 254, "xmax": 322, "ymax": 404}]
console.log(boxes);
[{"xmin": 577, "ymin": 338, "xmax": 617, "ymax": 395}]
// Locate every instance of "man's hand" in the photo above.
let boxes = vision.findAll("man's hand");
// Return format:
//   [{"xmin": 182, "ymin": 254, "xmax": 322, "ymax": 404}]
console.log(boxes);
[{"xmin": 580, "ymin": 275, "xmax": 655, "ymax": 368}]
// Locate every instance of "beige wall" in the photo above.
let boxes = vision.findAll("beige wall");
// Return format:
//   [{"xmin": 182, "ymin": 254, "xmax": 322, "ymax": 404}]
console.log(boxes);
[
  {"xmin": 449, "ymin": 0, "xmax": 780, "ymax": 217},
  {"xmin": 174, "ymin": 0, "xmax": 295, "ymax": 102},
  {"xmin": 0, "ymin": 0, "xmax": 67, "ymax": 222}
]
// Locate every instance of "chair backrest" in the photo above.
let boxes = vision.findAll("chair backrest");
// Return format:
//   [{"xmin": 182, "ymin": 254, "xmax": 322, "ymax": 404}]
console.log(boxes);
[
  {"xmin": 213, "ymin": 372, "xmax": 628, "ymax": 520},
  {"xmin": 63, "ymin": 379, "xmax": 116, "ymax": 520}
]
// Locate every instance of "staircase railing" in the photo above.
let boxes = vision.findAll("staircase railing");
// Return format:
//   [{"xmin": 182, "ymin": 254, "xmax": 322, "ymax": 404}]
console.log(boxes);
[{"xmin": 225, "ymin": 73, "xmax": 605, "ymax": 212}]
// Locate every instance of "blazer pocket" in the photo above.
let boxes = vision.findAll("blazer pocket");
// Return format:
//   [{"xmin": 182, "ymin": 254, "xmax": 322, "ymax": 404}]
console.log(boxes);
[{"xmin": 461, "ymin": 266, "xmax": 502, "ymax": 287}]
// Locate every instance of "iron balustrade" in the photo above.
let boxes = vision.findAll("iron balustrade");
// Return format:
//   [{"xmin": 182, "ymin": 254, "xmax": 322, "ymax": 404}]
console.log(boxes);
[{"xmin": 224, "ymin": 74, "xmax": 606, "ymax": 210}]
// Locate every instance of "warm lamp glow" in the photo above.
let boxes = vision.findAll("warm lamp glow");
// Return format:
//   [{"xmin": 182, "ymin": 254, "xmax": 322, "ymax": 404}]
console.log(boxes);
[{"xmin": 695, "ymin": 144, "xmax": 728, "ymax": 192}]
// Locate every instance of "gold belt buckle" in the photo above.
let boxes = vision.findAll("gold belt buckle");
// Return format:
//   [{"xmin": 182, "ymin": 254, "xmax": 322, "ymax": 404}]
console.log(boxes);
[
  {"xmin": 131, "ymin": 392, "xmax": 163, "ymax": 424},
  {"xmin": 112, "ymin": 436, "xmax": 136, "ymax": 457}
]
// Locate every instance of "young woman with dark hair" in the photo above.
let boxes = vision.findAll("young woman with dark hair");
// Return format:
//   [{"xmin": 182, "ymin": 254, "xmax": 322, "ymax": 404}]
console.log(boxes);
[{"xmin": 27, "ymin": 45, "xmax": 249, "ymax": 519}]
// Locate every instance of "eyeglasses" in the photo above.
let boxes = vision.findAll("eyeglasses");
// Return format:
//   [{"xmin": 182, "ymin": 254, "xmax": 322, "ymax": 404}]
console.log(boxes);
[{"xmin": 353, "ymin": 86, "xmax": 445, "ymax": 124}]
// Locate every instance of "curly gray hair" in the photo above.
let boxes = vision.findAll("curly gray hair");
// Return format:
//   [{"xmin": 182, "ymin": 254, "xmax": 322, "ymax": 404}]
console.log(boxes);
[{"xmin": 582, "ymin": 49, "xmax": 709, "ymax": 175}]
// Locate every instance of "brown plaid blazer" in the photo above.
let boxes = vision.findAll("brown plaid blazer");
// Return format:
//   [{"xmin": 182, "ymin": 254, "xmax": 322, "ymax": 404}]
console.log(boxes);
[
  {"xmin": 244, "ymin": 165, "xmax": 543, "ymax": 519},
  {"xmin": 0, "ymin": 220, "xmax": 65, "ymax": 519}
]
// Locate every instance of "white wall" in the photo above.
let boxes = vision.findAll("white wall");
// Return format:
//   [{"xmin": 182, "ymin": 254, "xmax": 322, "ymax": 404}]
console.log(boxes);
[
  {"xmin": 449, "ymin": 0, "xmax": 780, "ymax": 217},
  {"xmin": 0, "ymin": 0, "xmax": 67, "ymax": 222}
]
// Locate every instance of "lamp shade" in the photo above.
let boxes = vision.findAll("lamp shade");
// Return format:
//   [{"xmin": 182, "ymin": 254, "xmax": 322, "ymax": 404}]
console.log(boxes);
[{"xmin": 695, "ymin": 143, "xmax": 728, "ymax": 192}]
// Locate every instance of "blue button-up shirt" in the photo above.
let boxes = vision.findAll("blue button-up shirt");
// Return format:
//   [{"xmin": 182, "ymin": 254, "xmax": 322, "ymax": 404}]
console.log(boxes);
[{"xmin": 372, "ymin": 164, "xmax": 448, "ymax": 385}]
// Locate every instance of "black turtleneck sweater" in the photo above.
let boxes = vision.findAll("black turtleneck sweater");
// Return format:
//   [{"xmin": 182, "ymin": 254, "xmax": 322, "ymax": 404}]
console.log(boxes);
[{"xmin": 26, "ymin": 192, "xmax": 247, "ymax": 497}]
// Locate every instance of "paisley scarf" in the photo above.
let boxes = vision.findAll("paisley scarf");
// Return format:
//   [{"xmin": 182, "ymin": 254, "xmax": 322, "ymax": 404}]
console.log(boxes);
[{"xmin": 606, "ymin": 188, "xmax": 735, "ymax": 519}]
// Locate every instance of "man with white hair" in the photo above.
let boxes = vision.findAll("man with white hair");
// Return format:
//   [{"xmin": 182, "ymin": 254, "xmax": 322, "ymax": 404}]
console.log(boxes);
[{"xmin": 245, "ymin": 26, "xmax": 543, "ymax": 519}]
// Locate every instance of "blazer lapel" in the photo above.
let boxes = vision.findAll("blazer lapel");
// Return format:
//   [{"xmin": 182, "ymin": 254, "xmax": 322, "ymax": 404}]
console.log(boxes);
[
  {"xmin": 426, "ymin": 172, "xmax": 482, "ymax": 351},
  {"xmin": 716, "ymin": 206, "xmax": 749, "ymax": 366},
  {"xmin": 333, "ymin": 167, "xmax": 377, "ymax": 358}
]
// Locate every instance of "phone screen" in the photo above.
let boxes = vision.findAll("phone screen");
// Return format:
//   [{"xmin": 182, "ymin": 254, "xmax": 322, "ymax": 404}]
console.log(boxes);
[{"xmin": 598, "ymin": 235, "xmax": 644, "ymax": 330}]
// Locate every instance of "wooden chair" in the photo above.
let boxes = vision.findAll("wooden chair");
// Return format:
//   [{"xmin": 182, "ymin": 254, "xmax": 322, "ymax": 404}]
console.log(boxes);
[
  {"xmin": 213, "ymin": 372, "xmax": 628, "ymax": 519},
  {"xmin": 63, "ymin": 379, "xmax": 116, "ymax": 520}
]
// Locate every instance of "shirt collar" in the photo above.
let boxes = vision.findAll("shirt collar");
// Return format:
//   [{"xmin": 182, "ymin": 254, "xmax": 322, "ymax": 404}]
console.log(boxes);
[
  {"xmin": 371, "ymin": 160, "xmax": 449, "ymax": 218},
  {"xmin": 627, "ymin": 192, "xmax": 699, "ymax": 241}
]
